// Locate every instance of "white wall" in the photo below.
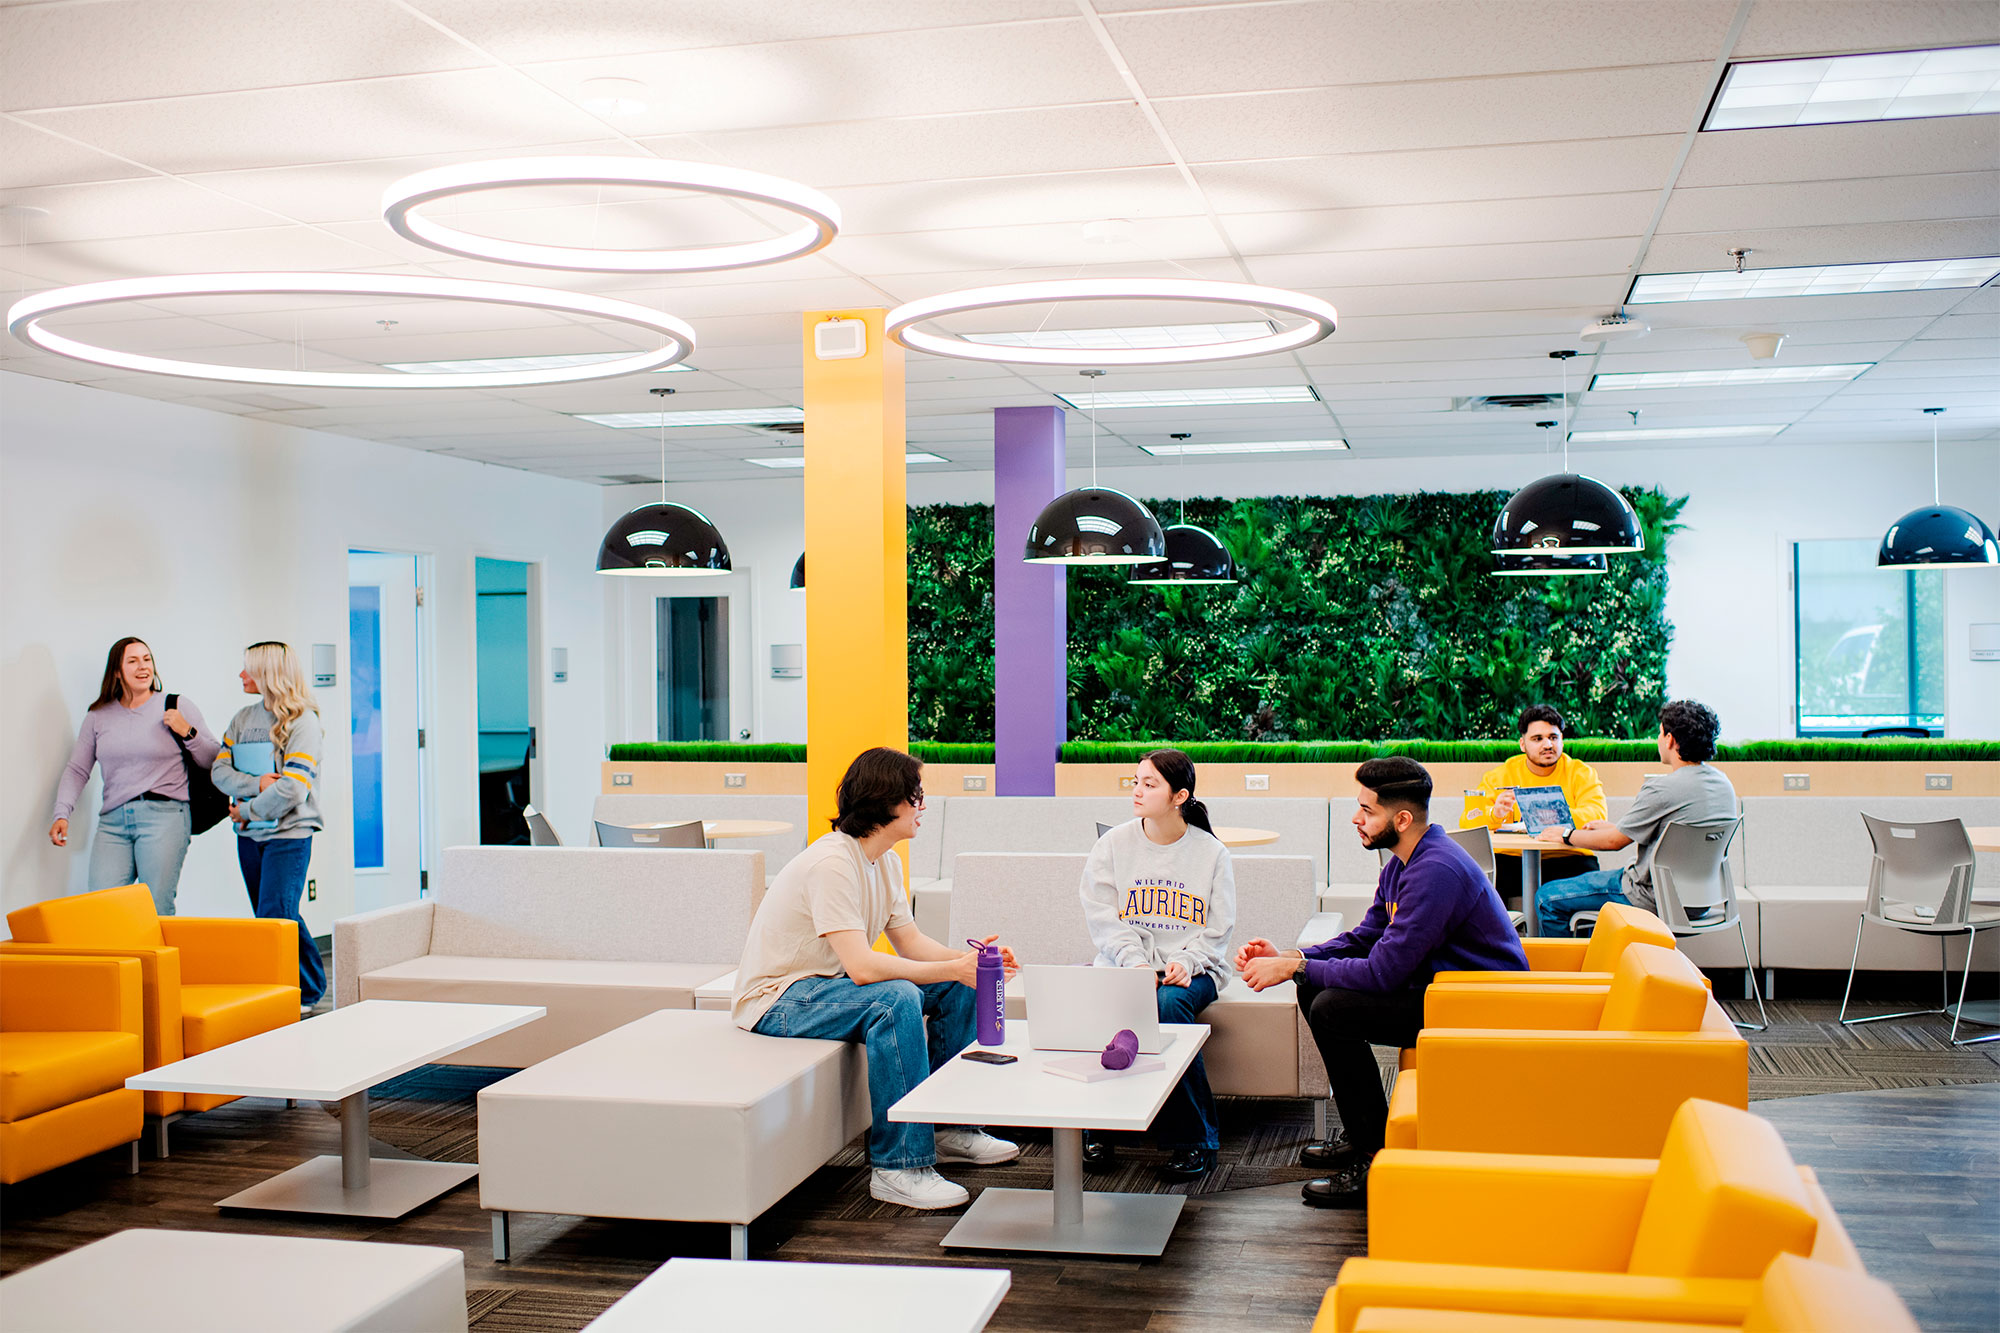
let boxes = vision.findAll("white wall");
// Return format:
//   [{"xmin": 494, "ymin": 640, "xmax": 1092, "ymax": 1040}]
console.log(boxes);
[
  {"xmin": 1, "ymin": 372, "xmax": 609, "ymax": 927},
  {"xmin": 604, "ymin": 440, "xmax": 2000, "ymax": 745}
]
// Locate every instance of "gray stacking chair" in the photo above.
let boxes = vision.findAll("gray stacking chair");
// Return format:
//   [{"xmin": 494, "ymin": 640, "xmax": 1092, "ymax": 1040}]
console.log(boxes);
[
  {"xmin": 1446, "ymin": 825, "xmax": 1497, "ymax": 885},
  {"xmin": 1095, "ymin": 821, "xmax": 1115, "ymax": 839},
  {"xmin": 595, "ymin": 819, "xmax": 707, "ymax": 849},
  {"xmin": 1841, "ymin": 814, "xmax": 1998, "ymax": 1047},
  {"xmin": 522, "ymin": 805, "xmax": 562, "ymax": 847},
  {"xmin": 1572, "ymin": 816, "xmax": 1764, "ymax": 1031}
]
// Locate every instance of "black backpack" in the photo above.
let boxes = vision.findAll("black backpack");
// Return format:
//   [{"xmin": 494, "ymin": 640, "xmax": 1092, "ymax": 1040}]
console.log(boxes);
[{"xmin": 167, "ymin": 693, "xmax": 232, "ymax": 835}]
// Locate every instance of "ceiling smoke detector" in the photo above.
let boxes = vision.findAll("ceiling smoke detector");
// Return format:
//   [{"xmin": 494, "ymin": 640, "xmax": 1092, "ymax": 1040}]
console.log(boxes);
[
  {"xmin": 1741, "ymin": 331, "xmax": 1786, "ymax": 360},
  {"xmin": 1578, "ymin": 313, "xmax": 1650, "ymax": 342}
]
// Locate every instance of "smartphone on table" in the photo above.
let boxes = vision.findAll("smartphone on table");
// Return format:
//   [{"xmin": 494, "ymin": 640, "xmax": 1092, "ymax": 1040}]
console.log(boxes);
[{"xmin": 960, "ymin": 1050, "xmax": 1018, "ymax": 1065}]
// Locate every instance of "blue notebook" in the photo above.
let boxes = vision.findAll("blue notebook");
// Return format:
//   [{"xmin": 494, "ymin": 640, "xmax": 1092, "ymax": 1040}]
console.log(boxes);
[{"xmin": 231, "ymin": 741, "xmax": 282, "ymax": 832}]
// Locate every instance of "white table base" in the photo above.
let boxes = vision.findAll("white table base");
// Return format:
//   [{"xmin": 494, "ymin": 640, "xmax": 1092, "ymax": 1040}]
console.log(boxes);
[
  {"xmin": 218, "ymin": 1089, "xmax": 476, "ymax": 1219},
  {"xmin": 939, "ymin": 1127, "xmax": 1185, "ymax": 1257}
]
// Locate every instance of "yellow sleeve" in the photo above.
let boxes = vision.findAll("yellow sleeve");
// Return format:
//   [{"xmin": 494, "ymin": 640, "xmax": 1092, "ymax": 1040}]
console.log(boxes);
[
  {"xmin": 1461, "ymin": 764, "xmax": 1509, "ymax": 829},
  {"xmin": 1565, "ymin": 759, "xmax": 1608, "ymax": 827}
]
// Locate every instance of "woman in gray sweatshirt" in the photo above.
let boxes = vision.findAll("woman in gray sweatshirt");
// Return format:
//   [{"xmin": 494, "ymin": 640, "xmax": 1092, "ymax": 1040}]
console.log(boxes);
[
  {"xmin": 1078, "ymin": 748, "xmax": 1235, "ymax": 1182},
  {"xmin": 212, "ymin": 641, "xmax": 326, "ymax": 1009}
]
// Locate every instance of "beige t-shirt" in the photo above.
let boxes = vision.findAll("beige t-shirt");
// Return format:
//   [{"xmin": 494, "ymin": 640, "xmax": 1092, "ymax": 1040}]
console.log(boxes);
[{"xmin": 732, "ymin": 830, "xmax": 913, "ymax": 1030}]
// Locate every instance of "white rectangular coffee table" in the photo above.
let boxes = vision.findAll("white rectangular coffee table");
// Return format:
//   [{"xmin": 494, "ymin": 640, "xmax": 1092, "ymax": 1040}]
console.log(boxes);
[
  {"xmin": 0, "ymin": 1228, "xmax": 468, "ymax": 1332},
  {"xmin": 128, "ymin": 999, "xmax": 543, "ymax": 1218},
  {"xmin": 888, "ymin": 1021, "xmax": 1208, "ymax": 1257},
  {"xmin": 583, "ymin": 1258, "xmax": 1009, "ymax": 1333}
]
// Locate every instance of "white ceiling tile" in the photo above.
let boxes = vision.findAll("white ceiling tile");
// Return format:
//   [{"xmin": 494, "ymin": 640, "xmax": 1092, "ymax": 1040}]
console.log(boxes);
[
  {"xmin": 0, "ymin": 175, "xmax": 287, "ymax": 241},
  {"xmin": 4, "ymin": 223, "xmax": 403, "ymax": 284},
  {"xmin": 1657, "ymin": 172, "xmax": 2000, "ymax": 234},
  {"xmin": 0, "ymin": 117, "xmax": 145, "ymax": 190},
  {"xmin": 1158, "ymin": 65, "xmax": 1718, "ymax": 162},
  {"xmin": 1639, "ymin": 217, "xmax": 2000, "ymax": 271},
  {"xmin": 1676, "ymin": 115, "xmax": 1999, "ymax": 187},
  {"xmin": 0, "ymin": 0, "xmax": 481, "ymax": 112},
  {"xmin": 1106, "ymin": 0, "xmax": 1740, "ymax": 95},
  {"xmin": 1732, "ymin": 0, "xmax": 2000, "ymax": 58},
  {"xmin": 837, "ymin": 168, "xmax": 1202, "ymax": 236},
  {"xmin": 19, "ymin": 69, "xmax": 613, "ymax": 175}
]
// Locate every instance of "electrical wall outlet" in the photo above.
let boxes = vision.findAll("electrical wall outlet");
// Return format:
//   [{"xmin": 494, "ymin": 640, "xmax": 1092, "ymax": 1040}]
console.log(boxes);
[
  {"xmin": 1246, "ymin": 773, "xmax": 1270, "ymax": 791},
  {"xmin": 306, "ymin": 878, "xmax": 316, "ymax": 902},
  {"xmin": 963, "ymin": 775, "xmax": 987, "ymax": 791},
  {"xmin": 612, "ymin": 773, "xmax": 633, "ymax": 787},
  {"xmin": 1926, "ymin": 773, "xmax": 1953, "ymax": 791},
  {"xmin": 1120, "ymin": 776, "xmax": 1136, "ymax": 790},
  {"xmin": 1783, "ymin": 773, "xmax": 1810, "ymax": 791},
  {"xmin": 724, "ymin": 773, "xmax": 747, "ymax": 788}
]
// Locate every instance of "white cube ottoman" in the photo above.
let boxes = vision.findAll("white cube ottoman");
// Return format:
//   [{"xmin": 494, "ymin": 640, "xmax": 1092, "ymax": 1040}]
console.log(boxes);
[
  {"xmin": 0, "ymin": 1228, "xmax": 465, "ymax": 1332},
  {"xmin": 479, "ymin": 1009, "xmax": 869, "ymax": 1261}
]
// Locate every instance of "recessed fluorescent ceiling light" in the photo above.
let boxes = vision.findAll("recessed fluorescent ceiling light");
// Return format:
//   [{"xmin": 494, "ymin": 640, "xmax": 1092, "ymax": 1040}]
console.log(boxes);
[
  {"xmin": 1055, "ymin": 386, "xmax": 1320, "ymax": 409},
  {"xmin": 1567, "ymin": 425, "xmax": 1781, "ymax": 442},
  {"xmin": 1704, "ymin": 45, "xmax": 2000, "ymax": 130},
  {"xmin": 1590, "ymin": 365, "xmax": 1871, "ymax": 391},
  {"xmin": 748, "ymin": 452, "xmax": 946, "ymax": 469},
  {"xmin": 1140, "ymin": 439, "xmax": 1347, "ymax": 455},
  {"xmin": 384, "ymin": 352, "xmax": 695, "ymax": 374},
  {"xmin": 576, "ymin": 408, "xmax": 806, "ymax": 427},
  {"xmin": 965, "ymin": 321, "xmax": 1274, "ymax": 351},
  {"xmin": 1630, "ymin": 257, "xmax": 2000, "ymax": 303}
]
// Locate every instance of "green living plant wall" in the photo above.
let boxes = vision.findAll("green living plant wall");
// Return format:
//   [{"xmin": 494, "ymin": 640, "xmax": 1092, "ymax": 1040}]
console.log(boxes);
[
  {"xmin": 908, "ymin": 489, "xmax": 1688, "ymax": 743},
  {"xmin": 605, "ymin": 739, "xmax": 2000, "ymax": 764}
]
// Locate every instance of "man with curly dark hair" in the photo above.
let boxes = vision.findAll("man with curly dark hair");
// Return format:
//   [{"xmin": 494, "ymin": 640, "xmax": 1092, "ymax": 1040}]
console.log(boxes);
[{"xmin": 1532, "ymin": 700, "xmax": 1738, "ymax": 937}]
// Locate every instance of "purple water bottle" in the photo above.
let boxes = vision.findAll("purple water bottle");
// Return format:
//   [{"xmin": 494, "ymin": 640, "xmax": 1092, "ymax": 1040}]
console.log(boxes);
[{"xmin": 969, "ymin": 939, "xmax": 1005, "ymax": 1046}]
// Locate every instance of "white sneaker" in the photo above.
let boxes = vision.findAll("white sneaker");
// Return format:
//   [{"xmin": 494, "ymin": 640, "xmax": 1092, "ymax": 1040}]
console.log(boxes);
[
  {"xmin": 934, "ymin": 1128, "xmax": 1021, "ymax": 1165},
  {"xmin": 869, "ymin": 1167, "xmax": 970, "ymax": 1210}
]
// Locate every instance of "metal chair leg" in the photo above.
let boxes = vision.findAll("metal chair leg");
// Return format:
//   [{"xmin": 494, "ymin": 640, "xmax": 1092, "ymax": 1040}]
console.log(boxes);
[
  {"xmin": 1838, "ymin": 916, "xmax": 1865, "ymax": 1024},
  {"xmin": 1733, "ymin": 918, "xmax": 1767, "ymax": 1031},
  {"xmin": 1947, "ymin": 931, "xmax": 2000, "ymax": 1046}
]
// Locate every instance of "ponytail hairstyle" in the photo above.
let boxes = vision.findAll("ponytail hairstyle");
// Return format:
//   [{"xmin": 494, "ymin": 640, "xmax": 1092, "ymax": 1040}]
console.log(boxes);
[
  {"xmin": 243, "ymin": 641, "xmax": 319, "ymax": 753},
  {"xmin": 1140, "ymin": 747, "xmax": 1213, "ymax": 836}
]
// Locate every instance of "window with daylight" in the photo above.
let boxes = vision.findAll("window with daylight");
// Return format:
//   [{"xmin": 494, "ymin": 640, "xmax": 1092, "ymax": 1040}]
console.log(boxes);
[{"xmin": 1794, "ymin": 539, "xmax": 1945, "ymax": 736}]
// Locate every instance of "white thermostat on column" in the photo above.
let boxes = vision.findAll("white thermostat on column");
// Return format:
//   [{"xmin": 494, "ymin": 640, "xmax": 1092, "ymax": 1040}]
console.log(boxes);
[
  {"xmin": 551, "ymin": 647, "xmax": 569, "ymax": 682},
  {"xmin": 814, "ymin": 317, "xmax": 866, "ymax": 361}
]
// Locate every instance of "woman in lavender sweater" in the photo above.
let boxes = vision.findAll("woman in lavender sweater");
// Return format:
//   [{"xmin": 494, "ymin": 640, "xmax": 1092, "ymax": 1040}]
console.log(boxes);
[{"xmin": 50, "ymin": 637, "xmax": 218, "ymax": 915}]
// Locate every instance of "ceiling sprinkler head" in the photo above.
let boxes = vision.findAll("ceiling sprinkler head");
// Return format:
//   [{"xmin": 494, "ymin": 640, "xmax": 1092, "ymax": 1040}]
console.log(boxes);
[{"xmin": 1740, "ymin": 331, "xmax": 1786, "ymax": 360}]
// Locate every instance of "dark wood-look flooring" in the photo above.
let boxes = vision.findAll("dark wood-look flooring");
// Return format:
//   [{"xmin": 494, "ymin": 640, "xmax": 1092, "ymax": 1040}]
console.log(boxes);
[{"xmin": 2, "ymin": 999, "xmax": 1994, "ymax": 1331}]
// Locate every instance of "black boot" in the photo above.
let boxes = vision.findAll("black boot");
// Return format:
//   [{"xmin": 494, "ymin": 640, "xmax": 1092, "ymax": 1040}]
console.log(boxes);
[
  {"xmin": 1299, "ymin": 1131, "xmax": 1361, "ymax": 1169},
  {"xmin": 1301, "ymin": 1155, "xmax": 1373, "ymax": 1209},
  {"xmin": 1082, "ymin": 1133, "xmax": 1117, "ymax": 1173},
  {"xmin": 1157, "ymin": 1147, "xmax": 1216, "ymax": 1181}
]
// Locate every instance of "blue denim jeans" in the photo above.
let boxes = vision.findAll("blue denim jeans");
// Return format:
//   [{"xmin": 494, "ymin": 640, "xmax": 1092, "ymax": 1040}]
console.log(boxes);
[
  {"xmin": 1536, "ymin": 867, "xmax": 1635, "ymax": 938},
  {"xmin": 238, "ymin": 835, "xmax": 326, "ymax": 1006},
  {"xmin": 1154, "ymin": 972, "xmax": 1220, "ymax": 1150},
  {"xmin": 753, "ymin": 973, "xmax": 976, "ymax": 1170},
  {"xmin": 88, "ymin": 799, "xmax": 192, "ymax": 915}
]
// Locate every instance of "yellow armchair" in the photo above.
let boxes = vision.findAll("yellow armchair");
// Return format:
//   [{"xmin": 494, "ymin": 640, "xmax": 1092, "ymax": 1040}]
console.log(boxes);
[
  {"xmin": 1386, "ymin": 944, "xmax": 1747, "ymax": 1158},
  {"xmin": 1329, "ymin": 1255, "xmax": 1914, "ymax": 1333},
  {"xmin": 1322, "ymin": 1101, "xmax": 1852, "ymax": 1333},
  {"xmin": 2, "ymin": 884, "xmax": 298, "ymax": 1131},
  {"xmin": 0, "ymin": 955, "xmax": 145, "ymax": 1184},
  {"xmin": 1433, "ymin": 903, "xmax": 1679, "ymax": 986}
]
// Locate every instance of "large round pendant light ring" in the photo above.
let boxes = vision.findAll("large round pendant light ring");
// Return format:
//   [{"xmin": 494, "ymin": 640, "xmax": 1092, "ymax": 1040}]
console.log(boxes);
[
  {"xmin": 382, "ymin": 157, "xmax": 841, "ymax": 273},
  {"xmin": 887, "ymin": 278, "xmax": 1336, "ymax": 366},
  {"xmin": 6, "ymin": 273, "xmax": 695, "ymax": 389}
]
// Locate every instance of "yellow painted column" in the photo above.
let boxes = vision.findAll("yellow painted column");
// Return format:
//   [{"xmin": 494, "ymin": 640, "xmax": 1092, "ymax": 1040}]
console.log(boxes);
[{"xmin": 803, "ymin": 309, "xmax": 908, "ymax": 864}]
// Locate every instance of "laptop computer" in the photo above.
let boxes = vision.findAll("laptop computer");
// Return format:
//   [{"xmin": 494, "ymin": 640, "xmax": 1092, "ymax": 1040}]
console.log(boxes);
[
  {"xmin": 1023, "ymin": 965, "xmax": 1169, "ymax": 1054},
  {"xmin": 1502, "ymin": 785, "xmax": 1574, "ymax": 835}
]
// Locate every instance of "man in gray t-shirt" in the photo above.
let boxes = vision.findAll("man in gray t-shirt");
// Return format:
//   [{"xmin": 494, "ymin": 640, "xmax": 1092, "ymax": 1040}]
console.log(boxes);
[{"xmin": 1532, "ymin": 700, "xmax": 1738, "ymax": 936}]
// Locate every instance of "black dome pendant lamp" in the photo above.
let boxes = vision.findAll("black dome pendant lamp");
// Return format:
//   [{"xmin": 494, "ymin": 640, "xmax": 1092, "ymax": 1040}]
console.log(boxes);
[
  {"xmin": 789, "ymin": 553, "xmax": 805, "ymax": 589},
  {"xmin": 1491, "ymin": 353, "xmax": 1644, "ymax": 559},
  {"xmin": 596, "ymin": 389, "xmax": 732, "ymax": 576},
  {"xmin": 1130, "ymin": 434, "xmax": 1237, "ymax": 585},
  {"xmin": 1024, "ymin": 370, "xmax": 1165, "ymax": 565},
  {"xmin": 1493, "ymin": 550, "xmax": 1609, "ymax": 577},
  {"xmin": 1879, "ymin": 409, "xmax": 1998, "ymax": 568}
]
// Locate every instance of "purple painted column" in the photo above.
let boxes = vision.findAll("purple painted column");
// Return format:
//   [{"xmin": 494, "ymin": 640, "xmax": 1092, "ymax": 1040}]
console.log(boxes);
[{"xmin": 993, "ymin": 405, "xmax": 1067, "ymax": 796}]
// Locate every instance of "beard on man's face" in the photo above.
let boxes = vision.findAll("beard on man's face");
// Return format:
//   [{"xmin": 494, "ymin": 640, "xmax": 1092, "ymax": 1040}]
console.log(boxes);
[{"xmin": 1362, "ymin": 822, "xmax": 1401, "ymax": 851}]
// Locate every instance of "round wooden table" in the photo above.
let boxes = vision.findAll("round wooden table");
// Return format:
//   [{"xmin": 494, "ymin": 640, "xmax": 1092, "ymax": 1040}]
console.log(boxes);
[
  {"xmin": 1214, "ymin": 826, "xmax": 1279, "ymax": 848},
  {"xmin": 628, "ymin": 819, "xmax": 793, "ymax": 849},
  {"xmin": 1490, "ymin": 831, "xmax": 1557, "ymax": 936}
]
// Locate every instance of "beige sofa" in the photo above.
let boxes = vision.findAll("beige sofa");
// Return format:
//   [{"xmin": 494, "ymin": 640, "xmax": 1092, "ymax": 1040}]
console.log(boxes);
[
  {"xmin": 333, "ymin": 845, "xmax": 757, "ymax": 1066},
  {"xmin": 944, "ymin": 851, "xmax": 1331, "ymax": 1101}
]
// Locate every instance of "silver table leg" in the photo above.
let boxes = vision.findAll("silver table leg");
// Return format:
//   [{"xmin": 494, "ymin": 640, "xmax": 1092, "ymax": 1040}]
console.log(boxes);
[
  {"xmin": 729, "ymin": 1223, "xmax": 749, "ymax": 1260},
  {"xmin": 214, "ymin": 1087, "xmax": 478, "ymax": 1218},
  {"xmin": 937, "ymin": 1125, "xmax": 1186, "ymax": 1256},
  {"xmin": 492, "ymin": 1212, "xmax": 511, "ymax": 1263},
  {"xmin": 1521, "ymin": 848, "xmax": 1543, "ymax": 937}
]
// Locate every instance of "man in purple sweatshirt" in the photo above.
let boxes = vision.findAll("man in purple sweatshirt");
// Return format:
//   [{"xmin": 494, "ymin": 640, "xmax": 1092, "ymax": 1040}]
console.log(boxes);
[{"xmin": 1237, "ymin": 756, "xmax": 1527, "ymax": 1208}]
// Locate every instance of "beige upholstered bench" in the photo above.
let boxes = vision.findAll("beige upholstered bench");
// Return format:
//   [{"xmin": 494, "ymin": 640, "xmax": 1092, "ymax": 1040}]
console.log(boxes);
[{"xmin": 479, "ymin": 1009, "xmax": 869, "ymax": 1262}]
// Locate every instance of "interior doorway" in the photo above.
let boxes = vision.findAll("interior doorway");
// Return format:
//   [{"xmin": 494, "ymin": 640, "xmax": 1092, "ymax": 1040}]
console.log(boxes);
[
  {"xmin": 475, "ymin": 558, "xmax": 539, "ymax": 844},
  {"xmin": 347, "ymin": 551, "xmax": 426, "ymax": 911},
  {"xmin": 657, "ymin": 595, "xmax": 730, "ymax": 741}
]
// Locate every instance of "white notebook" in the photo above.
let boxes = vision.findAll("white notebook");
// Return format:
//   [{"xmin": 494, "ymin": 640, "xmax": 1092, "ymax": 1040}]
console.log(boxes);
[{"xmin": 1041, "ymin": 1053, "xmax": 1165, "ymax": 1083}]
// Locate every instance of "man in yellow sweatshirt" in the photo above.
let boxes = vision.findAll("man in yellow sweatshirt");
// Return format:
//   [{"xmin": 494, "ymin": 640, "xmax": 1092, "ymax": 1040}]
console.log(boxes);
[{"xmin": 1461, "ymin": 705, "xmax": 1608, "ymax": 908}]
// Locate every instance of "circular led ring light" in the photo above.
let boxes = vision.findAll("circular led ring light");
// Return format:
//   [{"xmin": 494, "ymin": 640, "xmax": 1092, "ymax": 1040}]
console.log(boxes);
[
  {"xmin": 886, "ymin": 278, "xmax": 1337, "ymax": 367},
  {"xmin": 382, "ymin": 156, "xmax": 841, "ymax": 273},
  {"xmin": 6, "ymin": 273, "xmax": 696, "ymax": 389}
]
